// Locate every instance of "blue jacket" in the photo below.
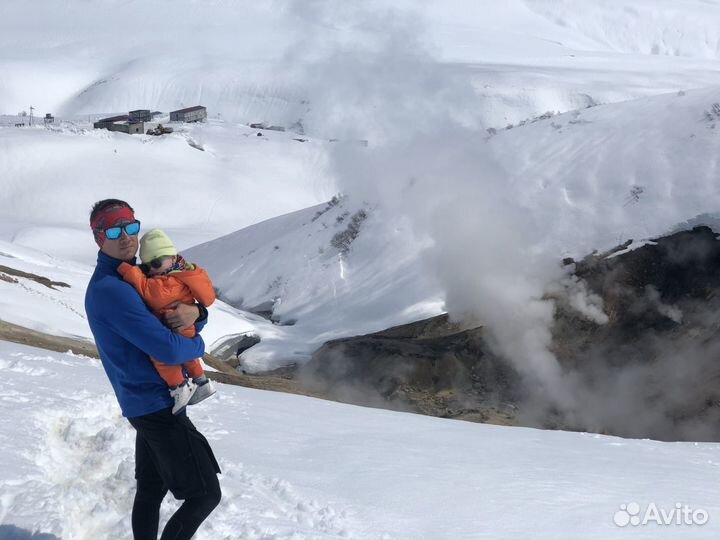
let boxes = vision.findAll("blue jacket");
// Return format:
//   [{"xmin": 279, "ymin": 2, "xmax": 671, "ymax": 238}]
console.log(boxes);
[{"xmin": 85, "ymin": 250, "xmax": 206, "ymax": 417}]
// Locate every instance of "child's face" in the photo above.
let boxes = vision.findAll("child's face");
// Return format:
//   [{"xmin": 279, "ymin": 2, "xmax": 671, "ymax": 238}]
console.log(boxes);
[{"xmin": 147, "ymin": 255, "xmax": 176, "ymax": 276}]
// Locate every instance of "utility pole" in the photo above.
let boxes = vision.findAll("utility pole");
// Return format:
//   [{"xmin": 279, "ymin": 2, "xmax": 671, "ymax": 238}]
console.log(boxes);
[{"xmin": 29, "ymin": 106, "xmax": 34, "ymax": 127}]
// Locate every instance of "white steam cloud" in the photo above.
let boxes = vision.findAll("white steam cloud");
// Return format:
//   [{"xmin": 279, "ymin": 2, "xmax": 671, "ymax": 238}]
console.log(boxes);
[{"xmin": 281, "ymin": 1, "xmax": 594, "ymax": 410}]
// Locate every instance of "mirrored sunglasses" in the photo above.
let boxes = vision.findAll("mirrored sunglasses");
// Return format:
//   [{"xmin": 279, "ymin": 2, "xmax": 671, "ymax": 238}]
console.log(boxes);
[{"xmin": 104, "ymin": 221, "xmax": 141, "ymax": 240}]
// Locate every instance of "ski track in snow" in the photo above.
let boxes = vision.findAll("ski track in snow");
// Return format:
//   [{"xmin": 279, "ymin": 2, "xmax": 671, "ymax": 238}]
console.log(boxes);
[{"xmin": 0, "ymin": 351, "xmax": 358, "ymax": 540}]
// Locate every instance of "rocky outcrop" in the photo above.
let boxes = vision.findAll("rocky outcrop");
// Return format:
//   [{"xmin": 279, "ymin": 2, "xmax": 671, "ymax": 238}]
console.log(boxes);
[
  {"xmin": 298, "ymin": 314, "xmax": 520, "ymax": 424},
  {"xmin": 549, "ymin": 226, "xmax": 720, "ymax": 441},
  {"xmin": 296, "ymin": 226, "xmax": 720, "ymax": 441}
]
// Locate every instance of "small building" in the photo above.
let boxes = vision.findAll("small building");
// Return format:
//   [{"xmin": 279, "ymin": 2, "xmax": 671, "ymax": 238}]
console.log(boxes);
[
  {"xmin": 129, "ymin": 109, "xmax": 152, "ymax": 122},
  {"xmin": 93, "ymin": 115, "xmax": 143, "ymax": 134},
  {"xmin": 93, "ymin": 115, "xmax": 129, "ymax": 129},
  {"xmin": 170, "ymin": 105, "xmax": 207, "ymax": 123},
  {"xmin": 109, "ymin": 121, "xmax": 144, "ymax": 134}
]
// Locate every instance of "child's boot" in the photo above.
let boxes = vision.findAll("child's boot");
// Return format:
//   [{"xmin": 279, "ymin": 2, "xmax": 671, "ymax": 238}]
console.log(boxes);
[
  {"xmin": 188, "ymin": 375, "xmax": 216, "ymax": 405},
  {"xmin": 170, "ymin": 379, "xmax": 196, "ymax": 415}
]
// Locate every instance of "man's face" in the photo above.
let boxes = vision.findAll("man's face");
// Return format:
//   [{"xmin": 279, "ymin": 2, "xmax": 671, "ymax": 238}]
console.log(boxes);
[
  {"xmin": 100, "ymin": 221, "xmax": 139, "ymax": 261},
  {"xmin": 92, "ymin": 204, "xmax": 139, "ymax": 261}
]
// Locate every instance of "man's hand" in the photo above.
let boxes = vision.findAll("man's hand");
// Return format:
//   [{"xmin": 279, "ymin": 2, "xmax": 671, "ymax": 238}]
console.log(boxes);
[{"xmin": 164, "ymin": 302, "xmax": 200, "ymax": 333}]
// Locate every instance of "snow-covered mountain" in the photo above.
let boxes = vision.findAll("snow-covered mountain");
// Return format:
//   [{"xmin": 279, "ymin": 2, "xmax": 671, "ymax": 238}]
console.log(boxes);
[
  {"xmin": 3, "ymin": 0, "xmax": 720, "ymax": 538},
  {"xmin": 186, "ymin": 85, "xmax": 720, "ymax": 370},
  {"xmin": 3, "ymin": 0, "xmax": 720, "ymax": 129}
]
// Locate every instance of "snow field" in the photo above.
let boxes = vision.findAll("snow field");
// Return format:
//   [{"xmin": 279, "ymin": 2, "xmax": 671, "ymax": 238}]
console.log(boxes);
[{"xmin": 4, "ymin": 344, "xmax": 720, "ymax": 539}]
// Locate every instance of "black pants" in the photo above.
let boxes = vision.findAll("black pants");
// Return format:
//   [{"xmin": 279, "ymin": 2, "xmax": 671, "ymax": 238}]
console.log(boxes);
[{"xmin": 128, "ymin": 408, "xmax": 221, "ymax": 540}]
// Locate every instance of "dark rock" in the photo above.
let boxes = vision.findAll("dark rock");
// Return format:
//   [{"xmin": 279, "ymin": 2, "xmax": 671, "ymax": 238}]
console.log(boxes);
[
  {"xmin": 296, "ymin": 226, "xmax": 720, "ymax": 441},
  {"xmin": 236, "ymin": 334, "xmax": 261, "ymax": 357},
  {"xmin": 298, "ymin": 314, "xmax": 521, "ymax": 423},
  {"xmin": 550, "ymin": 225, "xmax": 720, "ymax": 440}
]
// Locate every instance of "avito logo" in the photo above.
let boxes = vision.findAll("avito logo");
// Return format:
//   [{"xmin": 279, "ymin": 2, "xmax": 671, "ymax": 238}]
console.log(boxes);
[{"xmin": 614, "ymin": 502, "xmax": 709, "ymax": 527}]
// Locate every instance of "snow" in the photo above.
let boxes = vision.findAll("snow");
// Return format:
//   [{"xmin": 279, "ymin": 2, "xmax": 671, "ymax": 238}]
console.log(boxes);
[
  {"xmin": 0, "ymin": 121, "xmax": 332, "ymax": 266},
  {"xmin": 2, "ymin": 0, "xmax": 720, "ymax": 537},
  {"xmin": 184, "ymin": 199, "xmax": 445, "ymax": 368},
  {"xmin": 4, "ymin": 342, "xmax": 720, "ymax": 540},
  {"xmin": 2, "ymin": 1, "xmax": 718, "ymax": 373},
  {"xmin": 1, "ymin": 0, "xmax": 719, "ymax": 370},
  {"xmin": 185, "ymin": 86, "xmax": 720, "ymax": 370},
  {"xmin": 0, "ymin": 241, "xmax": 92, "ymax": 339},
  {"xmin": 487, "ymin": 86, "xmax": 720, "ymax": 256},
  {"xmin": 0, "ymin": 238, "xmax": 276, "ymax": 359},
  {"xmin": 3, "ymin": 0, "xmax": 720, "ymax": 128}
]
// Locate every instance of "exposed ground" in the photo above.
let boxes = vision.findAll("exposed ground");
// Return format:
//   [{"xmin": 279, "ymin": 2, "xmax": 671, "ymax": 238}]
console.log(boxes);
[
  {"xmin": 0, "ymin": 317, "xmax": 518, "ymax": 427},
  {"xmin": 289, "ymin": 227, "xmax": 720, "ymax": 441},
  {"xmin": 0, "ymin": 319, "xmax": 319, "ymax": 400},
  {"xmin": 5, "ymin": 226, "xmax": 720, "ymax": 439}
]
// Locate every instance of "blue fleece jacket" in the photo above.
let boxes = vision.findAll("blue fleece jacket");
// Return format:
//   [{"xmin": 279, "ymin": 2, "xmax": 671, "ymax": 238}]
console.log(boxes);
[{"xmin": 85, "ymin": 250, "xmax": 206, "ymax": 418}]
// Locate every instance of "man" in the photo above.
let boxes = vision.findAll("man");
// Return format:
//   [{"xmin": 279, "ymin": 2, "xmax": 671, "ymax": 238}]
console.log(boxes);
[{"xmin": 84, "ymin": 199, "xmax": 221, "ymax": 540}]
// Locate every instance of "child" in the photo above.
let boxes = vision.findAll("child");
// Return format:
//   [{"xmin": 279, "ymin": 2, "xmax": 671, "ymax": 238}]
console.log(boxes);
[{"xmin": 118, "ymin": 229, "xmax": 217, "ymax": 414}]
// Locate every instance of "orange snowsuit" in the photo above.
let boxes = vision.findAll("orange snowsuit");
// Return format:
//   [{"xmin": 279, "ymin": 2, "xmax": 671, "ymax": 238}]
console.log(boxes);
[{"xmin": 118, "ymin": 261, "xmax": 216, "ymax": 387}]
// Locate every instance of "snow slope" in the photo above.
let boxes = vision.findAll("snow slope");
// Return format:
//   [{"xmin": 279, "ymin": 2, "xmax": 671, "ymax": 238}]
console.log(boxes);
[
  {"xmin": 2, "ymin": 1, "xmax": 720, "ymax": 370},
  {"xmin": 3, "ymin": 1, "xmax": 720, "ymax": 128},
  {"xmin": 185, "ymin": 198, "xmax": 444, "ymax": 368},
  {"xmin": 0, "ymin": 238, "xmax": 272, "ymax": 356},
  {"xmin": 0, "ymin": 117, "xmax": 335, "ymax": 365},
  {"xmin": 524, "ymin": 0, "xmax": 720, "ymax": 59},
  {"xmin": 487, "ymin": 86, "xmax": 720, "ymax": 256},
  {"xmin": 0, "ymin": 119, "xmax": 332, "ymax": 265},
  {"xmin": 3, "ymin": 342, "xmax": 720, "ymax": 540},
  {"xmin": 4, "ymin": 88, "xmax": 720, "ymax": 372},
  {"xmin": 2, "ymin": 2, "xmax": 720, "ymax": 538},
  {"xmin": 186, "ymin": 86, "xmax": 720, "ymax": 369},
  {"xmin": 5, "ymin": 85, "xmax": 720, "ymax": 370}
]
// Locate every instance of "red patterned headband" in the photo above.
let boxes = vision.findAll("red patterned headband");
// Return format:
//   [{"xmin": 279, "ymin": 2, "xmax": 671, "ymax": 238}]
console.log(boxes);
[{"xmin": 91, "ymin": 205, "xmax": 135, "ymax": 231}]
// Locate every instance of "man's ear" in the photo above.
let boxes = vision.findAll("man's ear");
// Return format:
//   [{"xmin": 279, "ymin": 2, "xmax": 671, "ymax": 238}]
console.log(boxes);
[{"xmin": 94, "ymin": 231, "xmax": 104, "ymax": 249}]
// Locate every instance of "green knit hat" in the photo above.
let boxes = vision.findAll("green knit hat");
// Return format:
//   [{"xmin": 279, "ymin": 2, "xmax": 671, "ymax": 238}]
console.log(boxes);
[{"xmin": 139, "ymin": 229, "xmax": 177, "ymax": 264}]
